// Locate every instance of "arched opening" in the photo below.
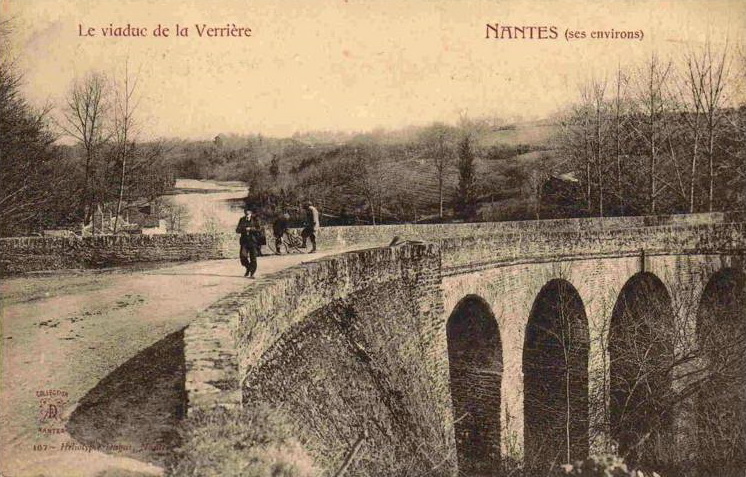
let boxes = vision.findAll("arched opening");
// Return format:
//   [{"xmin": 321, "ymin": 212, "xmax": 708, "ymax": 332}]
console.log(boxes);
[
  {"xmin": 696, "ymin": 268, "xmax": 746, "ymax": 474},
  {"xmin": 609, "ymin": 272, "xmax": 675, "ymax": 469},
  {"xmin": 447, "ymin": 295, "xmax": 502, "ymax": 475},
  {"xmin": 523, "ymin": 279, "xmax": 590, "ymax": 474}
]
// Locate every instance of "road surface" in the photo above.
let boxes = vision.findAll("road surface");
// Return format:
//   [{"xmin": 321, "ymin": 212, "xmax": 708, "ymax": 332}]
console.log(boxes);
[{"xmin": 0, "ymin": 249, "xmax": 354, "ymax": 477}]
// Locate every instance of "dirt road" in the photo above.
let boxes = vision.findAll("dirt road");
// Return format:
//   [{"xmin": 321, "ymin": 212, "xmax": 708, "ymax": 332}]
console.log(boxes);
[{"xmin": 0, "ymin": 250, "xmax": 349, "ymax": 477}]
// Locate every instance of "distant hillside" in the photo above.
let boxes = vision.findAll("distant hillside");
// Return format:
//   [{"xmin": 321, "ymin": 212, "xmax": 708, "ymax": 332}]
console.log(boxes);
[
  {"xmin": 474, "ymin": 119, "xmax": 558, "ymax": 148},
  {"xmin": 163, "ymin": 119, "xmax": 564, "ymax": 223}
]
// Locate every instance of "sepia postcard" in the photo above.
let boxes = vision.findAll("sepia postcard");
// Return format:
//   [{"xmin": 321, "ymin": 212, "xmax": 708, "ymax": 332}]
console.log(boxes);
[{"xmin": 1, "ymin": 1, "xmax": 745, "ymax": 476}]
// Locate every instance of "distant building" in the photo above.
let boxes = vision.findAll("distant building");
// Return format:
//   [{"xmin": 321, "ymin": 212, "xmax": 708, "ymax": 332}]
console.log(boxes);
[
  {"xmin": 540, "ymin": 172, "xmax": 584, "ymax": 217},
  {"xmin": 81, "ymin": 202, "xmax": 166, "ymax": 236},
  {"xmin": 141, "ymin": 219, "xmax": 168, "ymax": 235}
]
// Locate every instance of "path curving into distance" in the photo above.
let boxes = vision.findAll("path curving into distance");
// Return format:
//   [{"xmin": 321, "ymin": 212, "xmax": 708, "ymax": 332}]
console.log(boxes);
[{"xmin": 0, "ymin": 250, "xmax": 356, "ymax": 477}]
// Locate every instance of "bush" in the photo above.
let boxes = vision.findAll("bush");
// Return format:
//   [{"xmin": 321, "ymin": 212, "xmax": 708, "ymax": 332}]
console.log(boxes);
[
  {"xmin": 553, "ymin": 454, "xmax": 661, "ymax": 477},
  {"xmin": 169, "ymin": 405, "xmax": 321, "ymax": 477},
  {"xmin": 478, "ymin": 198, "xmax": 537, "ymax": 222}
]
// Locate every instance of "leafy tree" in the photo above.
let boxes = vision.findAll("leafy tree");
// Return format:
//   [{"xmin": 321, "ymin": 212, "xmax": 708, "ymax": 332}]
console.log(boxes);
[
  {"xmin": 269, "ymin": 154, "xmax": 280, "ymax": 180},
  {"xmin": 0, "ymin": 20, "xmax": 65, "ymax": 236}
]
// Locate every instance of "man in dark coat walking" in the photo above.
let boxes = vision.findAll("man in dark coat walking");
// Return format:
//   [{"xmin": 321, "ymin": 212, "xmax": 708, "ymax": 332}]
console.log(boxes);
[{"xmin": 236, "ymin": 207, "xmax": 262, "ymax": 278}]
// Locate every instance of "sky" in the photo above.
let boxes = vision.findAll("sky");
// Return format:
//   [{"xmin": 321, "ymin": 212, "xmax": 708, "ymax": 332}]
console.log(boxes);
[{"xmin": 5, "ymin": 0, "xmax": 745, "ymax": 141}]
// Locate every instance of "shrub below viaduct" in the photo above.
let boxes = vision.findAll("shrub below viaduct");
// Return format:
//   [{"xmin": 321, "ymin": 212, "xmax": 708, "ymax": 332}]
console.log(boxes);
[{"xmin": 183, "ymin": 217, "xmax": 746, "ymax": 476}]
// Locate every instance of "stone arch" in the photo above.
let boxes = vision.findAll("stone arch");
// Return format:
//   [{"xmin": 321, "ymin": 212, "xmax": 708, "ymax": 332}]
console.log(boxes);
[
  {"xmin": 695, "ymin": 267, "xmax": 746, "ymax": 473},
  {"xmin": 609, "ymin": 272, "xmax": 675, "ymax": 469},
  {"xmin": 523, "ymin": 279, "xmax": 590, "ymax": 473},
  {"xmin": 447, "ymin": 295, "xmax": 502, "ymax": 475}
]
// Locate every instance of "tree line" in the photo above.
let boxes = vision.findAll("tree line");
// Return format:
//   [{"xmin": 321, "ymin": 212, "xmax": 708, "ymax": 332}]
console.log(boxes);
[
  {"xmin": 556, "ymin": 42, "xmax": 745, "ymax": 217},
  {"xmin": 227, "ymin": 39, "xmax": 746, "ymax": 226}
]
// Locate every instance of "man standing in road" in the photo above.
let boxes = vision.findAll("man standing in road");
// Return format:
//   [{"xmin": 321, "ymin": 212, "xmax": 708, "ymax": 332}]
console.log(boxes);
[
  {"xmin": 301, "ymin": 201, "xmax": 320, "ymax": 253},
  {"xmin": 236, "ymin": 207, "xmax": 261, "ymax": 278}
]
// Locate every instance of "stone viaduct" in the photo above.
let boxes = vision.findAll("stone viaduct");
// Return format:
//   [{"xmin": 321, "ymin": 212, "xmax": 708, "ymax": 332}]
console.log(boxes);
[
  {"xmin": 4, "ymin": 213, "xmax": 744, "ymax": 475},
  {"xmin": 177, "ymin": 213, "xmax": 746, "ymax": 475}
]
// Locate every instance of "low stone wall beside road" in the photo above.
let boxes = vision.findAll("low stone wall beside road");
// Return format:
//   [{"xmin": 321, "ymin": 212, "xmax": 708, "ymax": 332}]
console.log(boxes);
[{"xmin": 0, "ymin": 233, "xmax": 233, "ymax": 275}]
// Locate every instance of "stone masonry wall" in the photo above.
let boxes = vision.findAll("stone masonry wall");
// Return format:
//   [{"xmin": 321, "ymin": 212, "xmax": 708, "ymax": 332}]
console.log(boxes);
[
  {"xmin": 183, "ymin": 243, "xmax": 454, "ymax": 473},
  {"xmin": 182, "ymin": 223, "xmax": 744, "ymax": 415},
  {"xmin": 242, "ymin": 280, "xmax": 453, "ymax": 475},
  {"xmin": 442, "ymin": 252, "xmax": 746, "ymax": 470},
  {"xmin": 0, "ymin": 233, "xmax": 233, "ymax": 275},
  {"xmin": 316, "ymin": 211, "xmax": 742, "ymax": 249},
  {"xmin": 440, "ymin": 223, "xmax": 746, "ymax": 274}
]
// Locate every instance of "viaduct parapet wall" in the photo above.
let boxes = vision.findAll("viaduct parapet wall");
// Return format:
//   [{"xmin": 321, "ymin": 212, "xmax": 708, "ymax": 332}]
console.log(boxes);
[
  {"xmin": 440, "ymin": 222, "xmax": 746, "ymax": 273},
  {"xmin": 319, "ymin": 211, "xmax": 744, "ymax": 248},
  {"xmin": 1, "ymin": 211, "xmax": 742, "ymax": 275}
]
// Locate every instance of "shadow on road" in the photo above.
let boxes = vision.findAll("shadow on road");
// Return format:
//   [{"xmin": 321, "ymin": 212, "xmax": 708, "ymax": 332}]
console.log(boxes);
[{"xmin": 67, "ymin": 328, "xmax": 187, "ymax": 467}]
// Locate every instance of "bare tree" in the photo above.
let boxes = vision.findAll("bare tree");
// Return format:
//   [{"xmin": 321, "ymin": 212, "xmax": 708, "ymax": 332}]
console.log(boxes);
[
  {"xmin": 611, "ymin": 64, "xmax": 632, "ymax": 214},
  {"xmin": 557, "ymin": 86, "xmax": 595, "ymax": 216},
  {"xmin": 579, "ymin": 85, "xmax": 594, "ymax": 215},
  {"xmin": 158, "ymin": 197, "xmax": 189, "ymax": 233},
  {"xmin": 590, "ymin": 76, "xmax": 609, "ymax": 217},
  {"xmin": 671, "ymin": 40, "xmax": 734, "ymax": 214},
  {"xmin": 112, "ymin": 61, "xmax": 140, "ymax": 233},
  {"xmin": 556, "ymin": 44, "xmax": 743, "ymax": 218},
  {"xmin": 526, "ymin": 152, "xmax": 555, "ymax": 220},
  {"xmin": 630, "ymin": 53, "xmax": 674, "ymax": 214},
  {"xmin": 606, "ymin": 271, "xmax": 746, "ymax": 475},
  {"xmin": 61, "ymin": 71, "xmax": 109, "ymax": 224},
  {"xmin": 681, "ymin": 50, "xmax": 706, "ymax": 212},
  {"xmin": 523, "ymin": 280, "xmax": 589, "ymax": 474},
  {"xmin": 698, "ymin": 41, "xmax": 732, "ymax": 212},
  {"xmin": 342, "ymin": 146, "xmax": 390, "ymax": 225},
  {"xmin": 419, "ymin": 123, "xmax": 456, "ymax": 220}
]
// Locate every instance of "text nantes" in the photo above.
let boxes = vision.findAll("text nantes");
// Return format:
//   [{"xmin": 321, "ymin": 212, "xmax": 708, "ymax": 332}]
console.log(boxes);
[{"xmin": 485, "ymin": 24, "xmax": 558, "ymax": 40}]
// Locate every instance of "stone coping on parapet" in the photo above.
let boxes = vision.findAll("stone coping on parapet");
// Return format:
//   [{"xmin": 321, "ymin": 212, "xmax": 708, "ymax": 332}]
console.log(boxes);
[
  {"xmin": 315, "ymin": 211, "xmax": 745, "ymax": 247},
  {"xmin": 439, "ymin": 222, "xmax": 746, "ymax": 275}
]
